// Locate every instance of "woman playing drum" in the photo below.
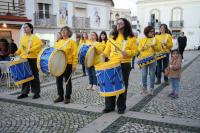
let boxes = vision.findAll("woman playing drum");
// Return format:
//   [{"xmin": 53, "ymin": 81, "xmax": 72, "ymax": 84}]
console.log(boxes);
[
  {"xmin": 102, "ymin": 18, "xmax": 138, "ymax": 114},
  {"xmin": 15, "ymin": 23, "xmax": 43, "ymax": 99},
  {"xmin": 53, "ymin": 26, "xmax": 78, "ymax": 104},
  {"xmin": 155, "ymin": 24, "xmax": 173, "ymax": 85},
  {"xmin": 137, "ymin": 26, "xmax": 161, "ymax": 96}
]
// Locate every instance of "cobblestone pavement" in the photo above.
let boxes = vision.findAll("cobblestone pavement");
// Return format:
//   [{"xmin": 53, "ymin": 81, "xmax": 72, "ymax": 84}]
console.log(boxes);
[
  {"xmin": 101, "ymin": 117, "xmax": 200, "ymax": 133},
  {"xmin": 140, "ymin": 56, "xmax": 200, "ymax": 120},
  {"xmin": 0, "ymin": 51, "xmax": 200, "ymax": 133},
  {"xmin": 0, "ymin": 101, "xmax": 101, "ymax": 133}
]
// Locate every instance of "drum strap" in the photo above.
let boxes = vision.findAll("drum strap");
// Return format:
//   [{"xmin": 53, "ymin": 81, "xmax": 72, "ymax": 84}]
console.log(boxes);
[
  {"xmin": 122, "ymin": 40, "xmax": 127, "ymax": 51},
  {"xmin": 59, "ymin": 39, "xmax": 70, "ymax": 50},
  {"xmin": 164, "ymin": 34, "xmax": 169, "ymax": 44},
  {"xmin": 26, "ymin": 35, "xmax": 33, "ymax": 57}
]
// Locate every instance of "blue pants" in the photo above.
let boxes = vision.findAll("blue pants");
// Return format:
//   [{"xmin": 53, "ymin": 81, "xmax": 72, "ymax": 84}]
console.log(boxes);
[
  {"xmin": 87, "ymin": 66, "xmax": 97, "ymax": 85},
  {"xmin": 142, "ymin": 62, "xmax": 156, "ymax": 89},
  {"xmin": 170, "ymin": 78, "xmax": 180, "ymax": 95},
  {"xmin": 156, "ymin": 54, "xmax": 169, "ymax": 82}
]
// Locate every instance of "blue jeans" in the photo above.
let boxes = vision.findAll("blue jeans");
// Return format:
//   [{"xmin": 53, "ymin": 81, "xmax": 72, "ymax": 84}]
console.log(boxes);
[
  {"xmin": 156, "ymin": 54, "xmax": 169, "ymax": 82},
  {"xmin": 87, "ymin": 66, "xmax": 97, "ymax": 85},
  {"xmin": 170, "ymin": 78, "xmax": 180, "ymax": 94},
  {"xmin": 142, "ymin": 62, "xmax": 156, "ymax": 89}
]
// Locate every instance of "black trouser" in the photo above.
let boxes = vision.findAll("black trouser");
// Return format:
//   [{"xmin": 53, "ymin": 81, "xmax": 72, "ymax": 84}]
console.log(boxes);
[
  {"xmin": 56, "ymin": 64, "xmax": 72, "ymax": 99},
  {"xmin": 82, "ymin": 64, "xmax": 86, "ymax": 74},
  {"xmin": 179, "ymin": 46, "xmax": 186, "ymax": 59},
  {"xmin": 21, "ymin": 58, "xmax": 40, "ymax": 95},
  {"xmin": 156, "ymin": 54, "xmax": 169, "ymax": 82},
  {"xmin": 104, "ymin": 63, "xmax": 131, "ymax": 111}
]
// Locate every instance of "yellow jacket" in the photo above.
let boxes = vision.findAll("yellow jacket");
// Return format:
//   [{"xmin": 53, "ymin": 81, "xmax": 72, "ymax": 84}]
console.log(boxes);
[
  {"xmin": 156, "ymin": 33, "xmax": 173, "ymax": 53},
  {"xmin": 103, "ymin": 34, "xmax": 138, "ymax": 63},
  {"xmin": 16, "ymin": 34, "xmax": 43, "ymax": 58},
  {"xmin": 54, "ymin": 38, "xmax": 78, "ymax": 69},
  {"xmin": 94, "ymin": 41, "xmax": 106, "ymax": 65},
  {"xmin": 137, "ymin": 37, "xmax": 161, "ymax": 60}
]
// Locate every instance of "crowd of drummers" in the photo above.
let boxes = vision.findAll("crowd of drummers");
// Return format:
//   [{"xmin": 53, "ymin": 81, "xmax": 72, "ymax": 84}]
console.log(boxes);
[{"xmin": 0, "ymin": 17, "xmax": 183, "ymax": 114}]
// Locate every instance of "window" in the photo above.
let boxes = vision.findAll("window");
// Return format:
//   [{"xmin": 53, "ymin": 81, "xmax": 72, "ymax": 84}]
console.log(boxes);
[
  {"xmin": 38, "ymin": 3, "xmax": 50, "ymax": 19},
  {"xmin": 172, "ymin": 8, "xmax": 182, "ymax": 21},
  {"xmin": 150, "ymin": 9, "xmax": 160, "ymax": 22}
]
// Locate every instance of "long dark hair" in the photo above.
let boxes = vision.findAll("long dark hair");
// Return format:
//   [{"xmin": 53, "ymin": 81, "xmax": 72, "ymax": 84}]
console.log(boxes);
[
  {"xmin": 159, "ymin": 24, "xmax": 172, "ymax": 35},
  {"xmin": 24, "ymin": 23, "xmax": 34, "ymax": 33},
  {"xmin": 81, "ymin": 31, "xmax": 88, "ymax": 40},
  {"xmin": 112, "ymin": 18, "xmax": 134, "ymax": 40},
  {"xmin": 99, "ymin": 31, "xmax": 108, "ymax": 42}
]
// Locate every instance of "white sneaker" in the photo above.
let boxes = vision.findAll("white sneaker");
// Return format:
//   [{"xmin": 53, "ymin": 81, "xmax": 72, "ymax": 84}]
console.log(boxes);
[
  {"xmin": 91, "ymin": 85, "xmax": 98, "ymax": 91},
  {"xmin": 148, "ymin": 89, "xmax": 154, "ymax": 96},
  {"xmin": 140, "ymin": 87, "xmax": 148, "ymax": 95},
  {"xmin": 86, "ymin": 84, "xmax": 92, "ymax": 90}
]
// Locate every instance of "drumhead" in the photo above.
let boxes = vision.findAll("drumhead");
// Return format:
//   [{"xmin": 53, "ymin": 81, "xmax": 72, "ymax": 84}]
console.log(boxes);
[
  {"xmin": 49, "ymin": 50, "xmax": 67, "ymax": 76},
  {"xmin": 85, "ymin": 47, "xmax": 94, "ymax": 67}
]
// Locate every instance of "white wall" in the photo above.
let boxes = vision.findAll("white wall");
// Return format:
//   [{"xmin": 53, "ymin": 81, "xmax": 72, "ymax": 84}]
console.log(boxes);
[{"xmin": 137, "ymin": 0, "xmax": 200, "ymax": 49}]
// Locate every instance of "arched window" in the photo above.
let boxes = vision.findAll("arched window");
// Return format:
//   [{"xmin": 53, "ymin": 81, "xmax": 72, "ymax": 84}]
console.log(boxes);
[
  {"xmin": 150, "ymin": 9, "xmax": 160, "ymax": 21},
  {"xmin": 172, "ymin": 8, "xmax": 182, "ymax": 21}
]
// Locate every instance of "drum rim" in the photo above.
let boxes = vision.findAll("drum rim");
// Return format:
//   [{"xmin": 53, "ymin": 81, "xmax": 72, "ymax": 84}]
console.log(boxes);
[
  {"xmin": 95, "ymin": 60, "xmax": 120, "ymax": 70},
  {"xmin": 37, "ymin": 47, "xmax": 48, "ymax": 71},
  {"xmin": 8, "ymin": 58, "xmax": 28, "ymax": 66},
  {"xmin": 49, "ymin": 49, "xmax": 67, "ymax": 77},
  {"xmin": 85, "ymin": 46, "xmax": 94, "ymax": 67}
]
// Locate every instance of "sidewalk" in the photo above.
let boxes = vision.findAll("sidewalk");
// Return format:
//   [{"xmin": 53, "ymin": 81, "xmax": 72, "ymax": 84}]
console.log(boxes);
[{"xmin": 0, "ymin": 51, "xmax": 200, "ymax": 133}]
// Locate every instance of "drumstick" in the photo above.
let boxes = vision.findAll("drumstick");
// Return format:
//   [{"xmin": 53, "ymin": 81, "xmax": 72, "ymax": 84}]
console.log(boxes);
[
  {"xmin": 108, "ymin": 39, "xmax": 122, "ymax": 52},
  {"xmin": 64, "ymin": 72, "xmax": 73, "ymax": 86}
]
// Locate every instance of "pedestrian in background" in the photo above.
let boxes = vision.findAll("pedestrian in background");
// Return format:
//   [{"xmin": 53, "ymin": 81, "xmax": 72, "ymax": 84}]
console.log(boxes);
[{"xmin": 178, "ymin": 32, "xmax": 187, "ymax": 60}]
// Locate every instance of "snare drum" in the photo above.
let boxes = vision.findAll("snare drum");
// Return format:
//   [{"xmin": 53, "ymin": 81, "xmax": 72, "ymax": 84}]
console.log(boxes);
[
  {"xmin": 37, "ymin": 47, "xmax": 67, "ymax": 77},
  {"xmin": 78, "ymin": 44, "xmax": 94, "ymax": 67},
  {"xmin": 137, "ymin": 56, "xmax": 155, "ymax": 68},
  {"xmin": 9, "ymin": 59, "xmax": 34, "ymax": 85},
  {"xmin": 156, "ymin": 52, "xmax": 167, "ymax": 61},
  {"xmin": 95, "ymin": 61, "xmax": 125, "ymax": 97}
]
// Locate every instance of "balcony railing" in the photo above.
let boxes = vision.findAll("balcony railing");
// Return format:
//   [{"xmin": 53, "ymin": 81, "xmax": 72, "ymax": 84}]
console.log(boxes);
[
  {"xmin": 0, "ymin": 0, "xmax": 25, "ymax": 16},
  {"xmin": 72, "ymin": 16, "xmax": 90, "ymax": 29},
  {"xmin": 169, "ymin": 20, "xmax": 184, "ymax": 28},
  {"xmin": 34, "ymin": 13, "xmax": 57, "ymax": 27}
]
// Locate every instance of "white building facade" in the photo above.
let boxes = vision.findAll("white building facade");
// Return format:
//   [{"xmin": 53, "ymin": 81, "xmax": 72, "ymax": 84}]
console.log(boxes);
[
  {"xmin": 0, "ymin": 0, "xmax": 114, "ymax": 46},
  {"xmin": 110, "ymin": 8, "xmax": 132, "ymax": 28},
  {"xmin": 137, "ymin": 0, "xmax": 200, "ymax": 49}
]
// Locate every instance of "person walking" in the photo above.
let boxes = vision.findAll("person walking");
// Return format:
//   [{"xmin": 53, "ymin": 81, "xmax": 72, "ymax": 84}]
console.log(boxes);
[{"xmin": 177, "ymin": 32, "xmax": 187, "ymax": 60}]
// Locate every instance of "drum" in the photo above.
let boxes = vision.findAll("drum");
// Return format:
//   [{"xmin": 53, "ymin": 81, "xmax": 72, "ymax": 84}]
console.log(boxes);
[
  {"xmin": 137, "ymin": 56, "xmax": 155, "ymax": 68},
  {"xmin": 37, "ymin": 47, "xmax": 67, "ymax": 77},
  {"xmin": 95, "ymin": 61, "xmax": 125, "ymax": 97},
  {"xmin": 9, "ymin": 59, "xmax": 34, "ymax": 85},
  {"xmin": 78, "ymin": 44, "xmax": 94, "ymax": 67},
  {"xmin": 156, "ymin": 52, "xmax": 167, "ymax": 61}
]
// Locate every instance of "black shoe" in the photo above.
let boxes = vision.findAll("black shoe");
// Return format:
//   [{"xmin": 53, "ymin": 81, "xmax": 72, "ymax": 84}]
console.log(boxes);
[
  {"xmin": 54, "ymin": 96, "xmax": 64, "ymax": 103},
  {"xmin": 64, "ymin": 98, "xmax": 70, "ymax": 104},
  {"xmin": 164, "ymin": 81, "xmax": 169, "ymax": 85},
  {"xmin": 155, "ymin": 80, "xmax": 161, "ymax": 85},
  {"xmin": 102, "ymin": 108, "xmax": 114, "ymax": 113},
  {"xmin": 32, "ymin": 94, "xmax": 40, "ymax": 99},
  {"xmin": 118, "ymin": 110, "xmax": 125, "ymax": 114},
  {"xmin": 17, "ymin": 94, "xmax": 28, "ymax": 99}
]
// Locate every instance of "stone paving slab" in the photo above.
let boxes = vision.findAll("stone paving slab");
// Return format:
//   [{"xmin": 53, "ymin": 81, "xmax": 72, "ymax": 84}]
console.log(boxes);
[
  {"xmin": 0, "ymin": 100, "xmax": 101, "ymax": 133},
  {"xmin": 101, "ymin": 116, "xmax": 200, "ymax": 133},
  {"xmin": 139, "ymin": 56, "xmax": 200, "ymax": 120}
]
